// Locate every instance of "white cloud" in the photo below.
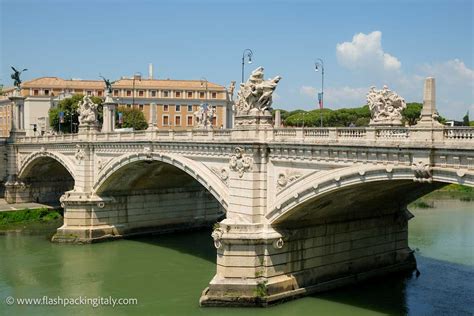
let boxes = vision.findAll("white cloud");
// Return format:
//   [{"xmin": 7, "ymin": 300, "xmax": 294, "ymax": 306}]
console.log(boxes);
[
  {"xmin": 336, "ymin": 31, "xmax": 401, "ymax": 72},
  {"xmin": 419, "ymin": 59, "xmax": 474, "ymax": 87}
]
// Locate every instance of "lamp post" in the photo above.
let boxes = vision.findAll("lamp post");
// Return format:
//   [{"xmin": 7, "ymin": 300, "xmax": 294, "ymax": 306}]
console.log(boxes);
[
  {"xmin": 315, "ymin": 58, "xmax": 324, "ymax": 127},
  {"xmin": 132, "ymin": 72, "xmax": 142, "ymax": 107},
  {"xmin": 241, "ymin": 49, "xmax": 253, "ymax": 83}
]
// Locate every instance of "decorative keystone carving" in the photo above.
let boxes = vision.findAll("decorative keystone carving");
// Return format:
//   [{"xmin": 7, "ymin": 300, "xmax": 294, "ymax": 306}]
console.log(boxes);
[
  {"xmin": 40, "ymin": 146, "xmax": 46, "ymax": 153},
  {"xmin": 75, "ymin": 145, "xmax": 85, "ymax": 162},
  {"xmin": 211, "ymin": 228, "xmax": 224, "ymax": 249},
  {"xmin": 143, "ymin": 146, "xmax": 153, "ymax": 160},
  {"xmin": 412, "ymin": 161, "xmax": 432, "ymax": 183},
  {"xmin": 367, "ymin": 85, "xmax": 406, "ymax": 126},
  {"xmin": 277, "ymin": 170, "xmax": 302, "ymax": 190},
  {"xmin": 229, "ymin": 147, "xmax": 252, "ymax": 178}
]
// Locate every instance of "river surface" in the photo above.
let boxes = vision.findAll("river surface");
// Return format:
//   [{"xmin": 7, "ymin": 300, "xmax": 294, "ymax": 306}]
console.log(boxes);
[{"xmin": 0, "ymin": 198, "xmax": 473, "ymax": 315}]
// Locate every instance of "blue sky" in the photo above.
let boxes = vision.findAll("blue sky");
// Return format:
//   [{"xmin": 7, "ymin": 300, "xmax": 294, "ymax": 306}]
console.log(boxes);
[{"xmin": 1, "ymin": 0, "xmax": 473, "ymax": 119}]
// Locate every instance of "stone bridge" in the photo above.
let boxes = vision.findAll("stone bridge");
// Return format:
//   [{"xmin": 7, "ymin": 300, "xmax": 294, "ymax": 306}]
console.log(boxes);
[{"xmin": 1, "ymin": 76, "xmax": 473, "ymax": 306}]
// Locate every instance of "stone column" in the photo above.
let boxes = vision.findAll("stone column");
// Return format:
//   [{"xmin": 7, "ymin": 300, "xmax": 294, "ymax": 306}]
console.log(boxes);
[
  {"xmin": 416, "ymin": 77, "xmax": 443, "ymax": 128},
  {"xmin": 274, "ymin": 110, "xmax": 281, "ymax": 127},
  {"xmin": 101, "ymin": 94, "xmax": 116, "ymax": 133},
  {"xmin": 147, "ymin": 102, "xmax": 157, "ymax": 130},
  {"xmin": 8, "ymin": 90, "xmax": 26, "ymax": 138}
]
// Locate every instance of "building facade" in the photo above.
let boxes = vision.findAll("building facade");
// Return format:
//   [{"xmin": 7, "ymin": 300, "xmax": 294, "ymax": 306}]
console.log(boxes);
[{"xmin": 0, "ymin": 75, "xmax": 233, "ymax": 136}]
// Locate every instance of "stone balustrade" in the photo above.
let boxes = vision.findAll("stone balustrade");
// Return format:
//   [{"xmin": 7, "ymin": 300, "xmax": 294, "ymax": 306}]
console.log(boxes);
[{"xmin": 14, "ymin": 126, "xmax": 474, "ymax": 148}]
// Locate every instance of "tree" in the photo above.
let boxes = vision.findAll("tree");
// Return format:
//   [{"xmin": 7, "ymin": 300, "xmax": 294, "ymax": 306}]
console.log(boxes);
[
  {"xmin": 116, "ymin": 106, "xmax": 148, "ymax": 130},
  {"xmin": 49, "ymin": 94, "xmax": 103, "ymax": 133},
  {"xmin": 463, "ymin": 111, "xmax": 470, "ymax": 126},
  {"xmin": 401, "ymin": 103, "xmax": 423, "ymax": 126}
]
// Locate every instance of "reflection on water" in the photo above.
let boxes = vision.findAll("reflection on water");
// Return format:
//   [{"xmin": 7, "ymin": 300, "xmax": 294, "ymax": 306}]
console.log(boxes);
[{"xmin": 0, "ymin": 199, "xmax": 473, "ymax": 316}]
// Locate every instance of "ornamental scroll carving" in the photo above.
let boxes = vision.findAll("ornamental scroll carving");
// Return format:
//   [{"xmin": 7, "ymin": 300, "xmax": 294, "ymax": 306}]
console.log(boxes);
[
  {"xmin": 211, "ymin": 167, "xmax": 229, "ymax": 186},
  {"xmin": 229, "ymin": 147, "xmax": 253, "ymax": 178},
  {"xmin": 211, "ymin": 228, "xmax": 224, "ymax": 249},
  {"xmin": 367, "ymin": 85, "xmax": 406, "ymax": 126},
  {"xmin": 277, "ymin": 170, "xmax": 302, "ymax": 190},
  {"xmin": 75, "ymin": 144, "xmax": 85, "ymax": 162}
]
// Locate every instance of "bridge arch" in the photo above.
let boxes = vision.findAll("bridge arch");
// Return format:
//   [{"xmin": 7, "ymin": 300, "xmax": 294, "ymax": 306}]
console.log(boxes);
[
  {"xmin": 16, "ymin": 151, "xmax": 75, "ymax": 204},
  {"xmin": 268, "ymin": 164, "xmax": 473, "ymax": 225},
  {"xmin": 18, "ymin": 151, "xmax": 76, "ymax": 180},
  {"xmin": 93, "ymin": 152, "xmax": 229, "ymax": 210}
]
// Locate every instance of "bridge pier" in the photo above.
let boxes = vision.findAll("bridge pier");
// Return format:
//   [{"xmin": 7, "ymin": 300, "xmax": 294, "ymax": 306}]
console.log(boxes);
[
  {"xmin": 201, "ymin": 207, "xmax": 416, "ymax": 307},
  {"xmin": 53, "ymin": 187, "xmax": 225, "ymax": 243}
]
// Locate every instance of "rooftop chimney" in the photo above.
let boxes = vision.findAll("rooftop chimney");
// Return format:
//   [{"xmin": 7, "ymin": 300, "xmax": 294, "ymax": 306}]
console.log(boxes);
[{"xmin": 148, "ymin": 63, "xmax": 153, "ymax": 79}]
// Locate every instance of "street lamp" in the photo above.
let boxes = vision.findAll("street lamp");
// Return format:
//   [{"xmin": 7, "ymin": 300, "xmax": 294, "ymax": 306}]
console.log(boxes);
[
  {"xmin": 241, "ymin": 49, "xmax": 253, "ymax": 83},
  {"xmin": 132, "ymin": 72, "xmax": 142, "ymax": 106},
  {"xmin": 315, "ymin": 58, "xmax": 324, "ymax": 127}
]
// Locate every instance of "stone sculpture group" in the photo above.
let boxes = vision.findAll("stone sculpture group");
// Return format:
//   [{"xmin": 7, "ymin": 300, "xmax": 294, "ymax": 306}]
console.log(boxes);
[
  {"xmin": 194, "ymin": 104, "xmax": 216, "ymax": 129},
  {"xmin": 367, "ymin": 85, "xmax": 406, "ymax": 126},
  {"xmin": 235, "ymin": 67, "xmax": 281, "ymax": 117},
  {"xmin": 77, "ymin": 95, "xmax": 98, "ymax": 125}
]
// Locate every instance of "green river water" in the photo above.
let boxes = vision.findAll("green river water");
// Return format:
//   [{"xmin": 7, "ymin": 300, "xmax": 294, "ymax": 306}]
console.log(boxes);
[{"xmin": 0, "ymin": 198, "xmax": 473, "ymax": 316}]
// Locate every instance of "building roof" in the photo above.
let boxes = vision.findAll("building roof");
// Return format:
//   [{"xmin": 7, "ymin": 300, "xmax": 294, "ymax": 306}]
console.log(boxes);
[
  {"xmin": 112, "ymin": 78, "xmax": 226, "ymax": 91},
  {"xmin": 21, "ymin": 77, "xmax": 103, "ymax": 89},
  {"xmin": 20, "ymin": 76, "xmax": 226, "ymax": 91}
]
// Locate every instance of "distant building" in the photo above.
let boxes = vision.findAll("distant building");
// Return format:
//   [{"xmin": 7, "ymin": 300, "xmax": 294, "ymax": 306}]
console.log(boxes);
[
  {"xmin": 445, "ymin": 120, "xmax": 464, "ymax": 127},
  {"xmin": 0, "ymin": 74, "xmax": 233, "ymax": 136}
]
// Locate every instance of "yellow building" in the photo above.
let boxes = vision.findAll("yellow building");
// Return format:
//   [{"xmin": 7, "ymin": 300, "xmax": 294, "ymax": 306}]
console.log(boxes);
[{"xmin": 0, "ymin": 74, "xmax": 233, "ymax": 136}]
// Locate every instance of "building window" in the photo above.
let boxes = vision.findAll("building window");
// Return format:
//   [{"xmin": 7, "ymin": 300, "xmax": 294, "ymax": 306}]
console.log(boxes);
[
  {"xmin": 175, "ymin": 115, "xmax": 181, "ymax": 126},
  {"xmin": 113, "ymin": 90, "xmax": 119, "ymax": 96},
  {"xmin": 187, "ymin": 115, "xmax": 193, "ymax": 126},
  {"xmin": 86, "ymin": 90, "xmax": 92, "ymax": 96},
  {"xmin": 175, "ymin": 91, "xmax": 181, "ymax": 98},
  {"xmin": 187, "ymin": 91, "xmax": 193, "ymax": 98},
  {"xmin": 151, "ymin": 90, "xmax": 157, "ymax": 97},
  {"xmin": 175, "ymin": 105, "xmax": 181, "ymax": 112},
  {"xmin": 97, "ymin": 91, "xmax": 103, "ymax": 97},
  {"xmin": 44, "ymin": 89, "xmax": 50, "ymax": 96},
  {"xmin": 212, "ymin": 116, "xmax": 217, "ymax": 126},
  {"xmin": 126, "ymin": 90, "xmax": 132, "ymax": 97},
  {"xmin": 138, "ymin": 90, "xmax": 144, "ymax": 97},
  {"xmin": 33, "ymin": 90, "xmax": 39, "ymax": 96},
  {"xmin": 139, "ymin": 104, "xmax": 144, "ymax": 111},
  {"xmin": 211, "ymin": 92, "xmax": 217, "ymax": 99},
  {"xmin": 163, "ymin": 115, "xmax": 169, "ymax": 126},
  {"xmin": 199, "ymin": 92, "xmax": 205, "ymax": 99},
  {"xmin": 127, "ymin": 104, "xmax": 132, "ymax": 108},
  {"xmin": 164, "ymin": 104, "xmax": 169, "ymax": 112},
  {"xmin": 163, "ymin": 91, "xmax": 169, "ymax": 98},
  {"xmin": 187, "ymin": 105, "xmax": 193, "ymax": 112}
]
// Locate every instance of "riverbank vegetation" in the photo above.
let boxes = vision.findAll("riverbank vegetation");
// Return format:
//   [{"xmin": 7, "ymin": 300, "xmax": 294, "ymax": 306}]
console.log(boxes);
[{"xmin": 0, "ymin": 208, "xmax": 63, "ymax": 231}]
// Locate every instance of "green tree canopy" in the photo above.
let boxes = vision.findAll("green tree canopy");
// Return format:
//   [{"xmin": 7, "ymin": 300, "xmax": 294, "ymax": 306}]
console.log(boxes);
[
  {"xmin": 401, "ymin": 102, "xmax": 423, "ymax": 126},
  {"xmin": 49, "ymin": 94, "xmax": 103, "ymax": 133},
  {"xmin": 463, "ymin": 111, "xmax": 470, "ymax": 126},
  {"xmin": 116, "ymin": 106, "xmax": 148, "ymax": 130}
]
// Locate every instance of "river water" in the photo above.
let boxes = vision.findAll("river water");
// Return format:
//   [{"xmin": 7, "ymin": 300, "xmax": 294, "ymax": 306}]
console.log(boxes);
[{"xmin": 0, "ymin": 198, "xmax": 473, "ymax": 315}]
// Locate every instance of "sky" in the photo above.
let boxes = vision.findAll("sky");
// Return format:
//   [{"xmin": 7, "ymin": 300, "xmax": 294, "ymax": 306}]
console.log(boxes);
[{"xmin": 1, "ymin": 0, "xmax": 473, "ymax": 119}]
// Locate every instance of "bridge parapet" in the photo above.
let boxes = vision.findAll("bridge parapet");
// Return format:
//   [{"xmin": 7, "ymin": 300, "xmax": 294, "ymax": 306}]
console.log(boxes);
[{"xmin": 13, "ymin": 126, "xmax": 473, "ymax": 148}]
